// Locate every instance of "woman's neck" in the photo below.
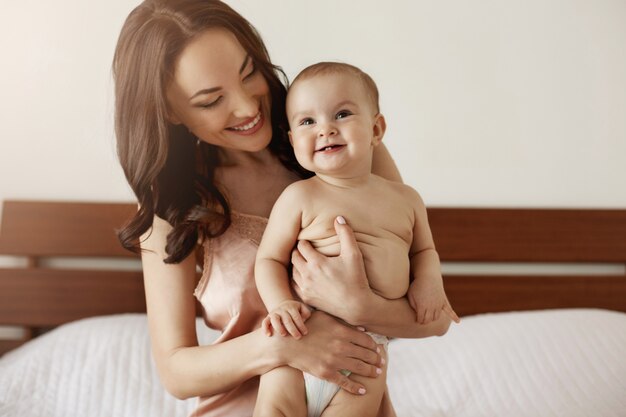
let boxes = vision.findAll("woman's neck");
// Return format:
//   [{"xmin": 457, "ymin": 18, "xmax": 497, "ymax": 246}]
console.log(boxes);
[{"xmin": 217, "ymin": 147, "xmax": 275, "ymax": 169}]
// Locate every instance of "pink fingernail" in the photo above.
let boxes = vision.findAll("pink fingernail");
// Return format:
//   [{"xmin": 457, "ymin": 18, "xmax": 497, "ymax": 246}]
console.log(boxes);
[
  {"xmin": 357, "ymin": 326, "xmax": 366, "ymax": 332},
  {"xmin": 376, "ymin": 368, "xmax": 382, "ymax": 375},
  {"xmin": 381, "ymin": 357, "xmax": 386, "ymax": 365},
  {"xmin": 336, "ymin": 216, "xmax": 346, "ymax": 225},
  {"xmin": 358, "ymin": 388, "xmax": 366, "ymax": 395}
]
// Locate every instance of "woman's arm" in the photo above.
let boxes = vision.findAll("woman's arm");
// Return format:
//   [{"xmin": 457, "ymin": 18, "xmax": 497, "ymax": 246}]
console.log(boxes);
[
  {"xmin": 141, "ymin": 214, "xmax": 382, "ymax": 399},
  {"xmin": 141, "ymin": 215, "xmax": 277, "ymax": 399},
  {"xmin": 291, "ymin": 217, "xmax": 452, "ymax": 339}
]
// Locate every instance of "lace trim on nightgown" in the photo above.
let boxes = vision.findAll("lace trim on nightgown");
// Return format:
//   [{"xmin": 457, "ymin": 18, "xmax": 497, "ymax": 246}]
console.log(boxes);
[
  {"xmin": 229, "ymin": 211, "xmax": 268, "ymax": 246},
  {"xmin": 193, "ymin": 211, "xmax": 268, "ymax": 299}
]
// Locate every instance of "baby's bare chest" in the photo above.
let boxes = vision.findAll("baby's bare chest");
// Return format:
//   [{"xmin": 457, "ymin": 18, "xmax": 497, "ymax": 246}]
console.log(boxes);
[
  {"xmin": 299, "ymin": 191, "xmax": 414, "ymax": 247},
  {"xmin": 298, "ymin": 189, "xmax": 414, "ymax": 299}
]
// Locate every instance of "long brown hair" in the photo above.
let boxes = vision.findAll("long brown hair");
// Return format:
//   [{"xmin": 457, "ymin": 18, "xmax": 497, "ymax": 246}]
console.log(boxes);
[{"xmin": 113, "ymin": 0, "xmax": 310, "ymax": 263}]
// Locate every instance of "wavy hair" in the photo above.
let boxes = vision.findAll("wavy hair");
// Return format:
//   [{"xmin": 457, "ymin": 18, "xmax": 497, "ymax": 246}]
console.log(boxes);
[{"xmin": 113, "ymin": 0, "xmax": 310, "ymax": 263}]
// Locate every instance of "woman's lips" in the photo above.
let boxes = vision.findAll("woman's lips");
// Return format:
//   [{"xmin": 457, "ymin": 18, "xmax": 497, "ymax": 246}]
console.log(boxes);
[{"xmin": 226, "ymin": 112, "xmax": 264, "ymax": 135}]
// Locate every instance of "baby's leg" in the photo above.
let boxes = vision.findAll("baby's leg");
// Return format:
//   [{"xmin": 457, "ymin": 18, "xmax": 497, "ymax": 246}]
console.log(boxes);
[
  {"xmin": 254, "ymin": 366, "xmax": 307, "ymax": 417},
  {"xmin": 320, "ymin": 342, "xmax": 389, "ymax": 417}
]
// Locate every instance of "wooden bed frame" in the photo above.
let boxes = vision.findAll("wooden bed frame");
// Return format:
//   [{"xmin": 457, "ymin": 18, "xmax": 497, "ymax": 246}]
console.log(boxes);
[{"xmin": 1, "ymin": 200, "xmax": 625, "ymax": 355}]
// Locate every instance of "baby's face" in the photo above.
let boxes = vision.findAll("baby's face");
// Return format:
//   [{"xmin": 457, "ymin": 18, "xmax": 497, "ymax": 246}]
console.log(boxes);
[{"xmin": 286, "ymin": 73, "xmax": 382, "ymax": 176}]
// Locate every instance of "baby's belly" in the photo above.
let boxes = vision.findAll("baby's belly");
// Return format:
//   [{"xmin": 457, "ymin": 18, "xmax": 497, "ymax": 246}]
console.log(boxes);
[{"xmin": 308, "ymin": 233, "xmax": 410, "ymax": 300}]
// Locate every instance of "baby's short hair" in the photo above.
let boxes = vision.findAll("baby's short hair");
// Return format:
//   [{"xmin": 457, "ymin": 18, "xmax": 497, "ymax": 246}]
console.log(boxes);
[{"xmin": 290, "ymin": 62, "xmax": 380, "ymax": 113}]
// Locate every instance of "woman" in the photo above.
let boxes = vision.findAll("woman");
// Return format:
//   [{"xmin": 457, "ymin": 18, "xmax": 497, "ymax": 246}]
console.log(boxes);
[{"xmin": 113, "ymin": 1, "xmax": 452, "ymax": 416}]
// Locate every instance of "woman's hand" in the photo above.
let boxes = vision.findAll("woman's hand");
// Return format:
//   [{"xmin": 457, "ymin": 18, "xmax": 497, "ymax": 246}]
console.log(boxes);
[
  {"xmin": 271, "ymin": 310, "xmax": 384, "ymax": 396},
  {"xmin": 291, "ymin": 216, "xmax": 373, "ymax": 325}
]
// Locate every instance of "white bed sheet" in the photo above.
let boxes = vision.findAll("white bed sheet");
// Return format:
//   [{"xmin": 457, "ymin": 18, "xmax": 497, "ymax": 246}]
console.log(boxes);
[
  {"xmin": 0, "ymin": 309, "xmax": 624, "ymax": 417},
  {"xmin": 387, "ymin": 309, "xmax": 626, "ymax": 417}
]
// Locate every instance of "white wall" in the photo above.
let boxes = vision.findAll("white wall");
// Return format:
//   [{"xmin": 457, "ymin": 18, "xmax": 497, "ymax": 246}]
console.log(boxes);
[{"xmin": 1, "ymin": 0, "xmax": 625, "ymax": 210}]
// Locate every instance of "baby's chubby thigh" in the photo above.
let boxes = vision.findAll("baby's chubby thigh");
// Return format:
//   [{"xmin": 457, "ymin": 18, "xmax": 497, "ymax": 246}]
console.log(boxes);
[{"xmin": 254, "ymin": 366, "xmax": 307, "ymax": 417}]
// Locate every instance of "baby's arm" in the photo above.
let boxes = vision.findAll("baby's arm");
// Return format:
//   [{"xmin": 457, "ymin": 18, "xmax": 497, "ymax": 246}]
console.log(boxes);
[
  {"xmin": 407, "ymin": 189, "xmax": 460, "ymax": 324},
  {"xmin": 256, "ymin": 183, "xmax": 311, "ymax": 339}
]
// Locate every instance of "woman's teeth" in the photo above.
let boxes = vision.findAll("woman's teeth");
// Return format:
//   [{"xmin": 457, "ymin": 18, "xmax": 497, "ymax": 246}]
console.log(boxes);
[{"xmin": 230, "ymin": 113, "xmax": 261, "ymax": 131}]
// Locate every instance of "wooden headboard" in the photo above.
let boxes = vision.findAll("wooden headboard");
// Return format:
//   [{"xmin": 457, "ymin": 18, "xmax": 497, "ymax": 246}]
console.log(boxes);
[{"xmin": 1, "ymin": 200, "xmax": 625, "ymax": 355}]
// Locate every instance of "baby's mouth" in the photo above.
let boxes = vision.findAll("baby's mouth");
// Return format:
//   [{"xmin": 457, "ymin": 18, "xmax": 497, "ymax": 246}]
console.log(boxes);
[{"xmin": 316, "ymin": 144, "xmax": 345, "ymax": 152}]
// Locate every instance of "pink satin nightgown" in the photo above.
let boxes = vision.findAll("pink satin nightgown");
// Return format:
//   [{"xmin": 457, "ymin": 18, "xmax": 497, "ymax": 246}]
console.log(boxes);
[{"xmin": 191, "ymin": 212, "xmax": 396, "ymax": 417}]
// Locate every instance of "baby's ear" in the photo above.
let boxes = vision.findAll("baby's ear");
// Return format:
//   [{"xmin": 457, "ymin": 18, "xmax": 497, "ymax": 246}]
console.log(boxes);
[
  {"xmin": 288, "ymin": 130, "xmax": 294, "ymax": 146},
  {"xmin": 372, "ymin": 113, "xmax": 386, "ymax": 146}
]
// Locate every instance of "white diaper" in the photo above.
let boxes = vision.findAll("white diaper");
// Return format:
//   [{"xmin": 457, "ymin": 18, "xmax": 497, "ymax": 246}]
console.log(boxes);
[{"xmin": 303, "ymin": 332, "xmax": 388, "ymax": 417}]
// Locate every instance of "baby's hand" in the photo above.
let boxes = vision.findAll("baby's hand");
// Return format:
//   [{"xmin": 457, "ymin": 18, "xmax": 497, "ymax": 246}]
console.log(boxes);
[
  {"xmin": 262, "ymin": 300, "xmax": 312, "ymax": 339},
  {"xmin": 408, "ymin": 275, "xmax": 460, "ymax": 325}
]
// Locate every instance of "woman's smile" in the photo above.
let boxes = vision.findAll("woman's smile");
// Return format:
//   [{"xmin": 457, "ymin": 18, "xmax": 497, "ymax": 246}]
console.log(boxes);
[{"xmin": 227, "ymin": 111, "xmax": 264, "ymax": 135}]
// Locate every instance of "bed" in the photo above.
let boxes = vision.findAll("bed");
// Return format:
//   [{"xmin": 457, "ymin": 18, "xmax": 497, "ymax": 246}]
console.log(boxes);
[{"xmin": 0, "ymin": 200, "xmax": 625, "ymax": 417}]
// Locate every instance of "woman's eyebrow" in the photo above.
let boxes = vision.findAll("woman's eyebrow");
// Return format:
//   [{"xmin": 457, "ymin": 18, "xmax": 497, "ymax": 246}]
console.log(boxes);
[
  {"xmin": 189, "ymin": 55, "xmax": 251, "ymax": 101},
  {"xmin": 190, "ymin": 86, "xmax": 221, "ymax": 101}
]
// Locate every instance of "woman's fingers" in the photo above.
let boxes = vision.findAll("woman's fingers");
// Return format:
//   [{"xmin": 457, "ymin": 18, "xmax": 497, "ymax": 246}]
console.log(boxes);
[
  {"xmin": 339, "ymin": 357, "xmax": 382, "ymax": 379},
  {"xmin": 291, "ymin": 247, "xmax": 306, "ymax": 269},
  {"xmin": 331, "ymin": 373, "xmax": 367, "ymax": 396},
  {"xmin": 333, "ymin": 216, "xmax": 361, "ymax": 259},
  {"xmin": 346, "ymin": 343, "xmax": 383, "ymax": 368},
  {"xmin": 348, "ymin": 330, "xmax": 377, "ymax": 351},
  {"xmin": 296, "ymin": 240, "xmax": 322, "ymax": 264}
]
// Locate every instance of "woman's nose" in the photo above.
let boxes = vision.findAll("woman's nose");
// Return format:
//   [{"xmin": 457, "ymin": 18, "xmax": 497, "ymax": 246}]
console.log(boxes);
[{"xmin": 232, "ymin": 87, "xmax": 258, "ymax": 118}]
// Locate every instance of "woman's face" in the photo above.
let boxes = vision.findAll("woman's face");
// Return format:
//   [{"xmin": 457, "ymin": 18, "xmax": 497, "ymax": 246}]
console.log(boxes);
[{"xmin": 166, "ymin": 29, "xmax": 273, "ymax": 153}]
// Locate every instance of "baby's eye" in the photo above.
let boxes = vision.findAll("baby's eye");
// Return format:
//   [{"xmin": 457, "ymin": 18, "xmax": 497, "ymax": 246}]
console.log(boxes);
[
  {"xmin": 336, "ymin": 110, "xmax": 352, "ymax": 119},
  {"xmin": 300, "ymin": 118, "xmax": 315, "ymax": 126}
]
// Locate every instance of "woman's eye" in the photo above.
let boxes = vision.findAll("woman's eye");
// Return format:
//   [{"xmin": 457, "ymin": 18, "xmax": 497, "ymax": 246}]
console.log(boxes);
[
  {"xmin": 336, "ymin": 110, "xmax": 352, "ymax": 119},
  {"xmin": 300, "ymin": 118, "xmax": 314, "ymax": 126},
  {"xmin": 199, "ymin": 96, "xmax": 222, "ymax": 109}
]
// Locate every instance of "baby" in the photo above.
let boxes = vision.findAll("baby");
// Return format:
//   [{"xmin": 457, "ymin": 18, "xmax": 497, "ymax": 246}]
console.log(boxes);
[{"xmin": 254, "ymin": 62, "xmax": 459, "ymax": 417}]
